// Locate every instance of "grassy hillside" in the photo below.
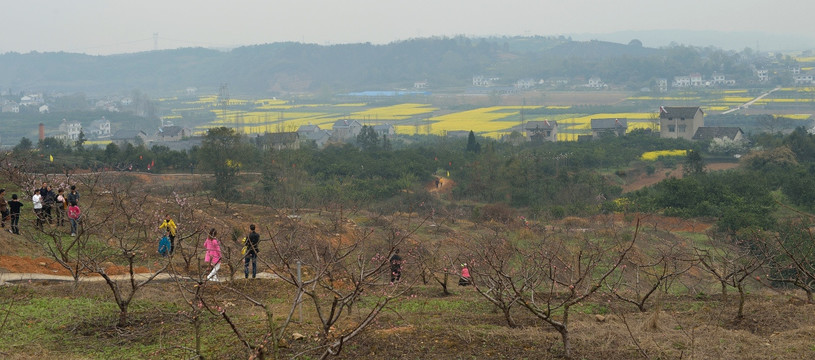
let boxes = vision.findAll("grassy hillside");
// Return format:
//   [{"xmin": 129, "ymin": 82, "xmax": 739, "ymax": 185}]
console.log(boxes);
[{"xmin": 0, "ymin": 172, "xmax": 813, "ymax": 359}]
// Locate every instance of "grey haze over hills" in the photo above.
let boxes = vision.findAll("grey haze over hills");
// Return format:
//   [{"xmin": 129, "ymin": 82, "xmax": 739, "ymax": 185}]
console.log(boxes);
[{"xmin": 569, "ymin": 30, "xmax": 815, "ymax": 52}]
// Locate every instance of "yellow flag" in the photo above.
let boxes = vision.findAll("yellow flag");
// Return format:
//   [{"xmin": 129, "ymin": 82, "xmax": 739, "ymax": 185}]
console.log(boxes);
[
  {"xmin": 446, "ymin": 171, "xmax": 450, "ymax": 177},
  {"xmin": 49, "ymin": 155, "xmax": 54, "ymax": 162}
]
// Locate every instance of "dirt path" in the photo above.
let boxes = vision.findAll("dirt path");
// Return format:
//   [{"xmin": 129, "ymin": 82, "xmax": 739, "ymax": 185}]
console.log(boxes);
[
  {"xmin": 0, "ymin": 271, "xmax": 277, "ymax": 285},
  {"xmin": 622, "ymin": 162, "xmax": 740, "ymax": 193}
]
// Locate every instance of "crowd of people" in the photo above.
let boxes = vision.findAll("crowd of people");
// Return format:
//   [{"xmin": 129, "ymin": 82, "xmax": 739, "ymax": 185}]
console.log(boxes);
[
  {"xmin": 0, "ymin": 182, "xmax": 81, "ymax": 236},
  {"xmin": 3, "ymin": 182, "xmax": 472, "ymax": 287}
]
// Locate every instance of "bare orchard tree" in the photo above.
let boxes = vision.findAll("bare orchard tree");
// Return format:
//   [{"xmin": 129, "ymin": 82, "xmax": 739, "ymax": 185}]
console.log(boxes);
[
  {"xmin": 760, "ymin": 219, "xmax": 815, "ymax": 303},
  {"xmin": 695, "ymin": 232, "xmax": 768, "ymax": 319},
  {"xmin": 218, "ymin": 214, "xmax": 421, "ymax": 359},
  {"xmin": 163, "ymin": 191, "xmax": 207, "ymax": 271},
  {"xmin": 415, "ymin": 235, "xmax": 467, "ymax": 296},
  {"xmin": 474, "ymin": 222, "xmax": 638, "ymax": 358},
  {"xmin": 469, "ymin": 233, "xmax": 524, "ymax": 328},
  {"xmin": 80, "ymin": 178, "xmax": 171, "ymax": 327},
  {"xmin": 607, "ymin": 238, "xmax": 696, "ymax": 312}
]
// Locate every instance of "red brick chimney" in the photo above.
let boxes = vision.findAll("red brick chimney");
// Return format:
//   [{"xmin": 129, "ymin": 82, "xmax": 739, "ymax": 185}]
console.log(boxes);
[{"xmin": 39, "ymin": 123, "xmax": 44, "ymax": 141}]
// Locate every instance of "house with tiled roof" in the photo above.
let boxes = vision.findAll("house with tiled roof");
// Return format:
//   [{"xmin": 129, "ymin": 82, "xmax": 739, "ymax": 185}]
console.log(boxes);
[
  {"xmin": 111, "ymin": 130, "xmax": 148, "ymax": 146},
  {"xmin": 524, "ymin": 120, "xmax": 558, "ymax": 142},
  {"xmin": 256, "ymin": 132, "xmax": 300, "ymax": 151},
  {"xmin": 89, "ymin": 117, "xmax": 112, "ymax": 139},
  {"xmin": 331, "ymin": 119, "xmax": 363, "ymax": 140},
  {"xmin": 591, "ymin": 118, "xmax": 628, "ymax": 138},
  {"xmin": 297, "ymin": 124, "xmax": 331, "ymax": 148},
  {"xmin": 157, "ymin": 125, "xmax": 192, "ymax": 141},
  {"xmin": 659, "ymin": 106, "xmax": 704, "ymax": 140},
  {"xmin": 692, "ymin": 127, "xmax": 744, "ymax": 142}
]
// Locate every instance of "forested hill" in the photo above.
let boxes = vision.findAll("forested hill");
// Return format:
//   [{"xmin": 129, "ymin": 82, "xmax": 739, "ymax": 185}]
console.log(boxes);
[{"xmin": 0, "ymin": 36, "xmax": 751, "ymax": 96}]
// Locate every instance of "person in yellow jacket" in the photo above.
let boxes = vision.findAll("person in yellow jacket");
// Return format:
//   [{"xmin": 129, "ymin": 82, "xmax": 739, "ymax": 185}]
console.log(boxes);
[{"xmin": 159, "ymin": 214, "xmax": 177, "ymax": 254}]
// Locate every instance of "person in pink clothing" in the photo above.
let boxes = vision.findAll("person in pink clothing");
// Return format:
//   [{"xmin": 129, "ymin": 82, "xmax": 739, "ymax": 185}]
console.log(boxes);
[
  {"xmin": 458, "ymin": 263, "xmax": 471, "ymax": 286},
  {"xmin": 204, "ymin": 228, "xmax": 221, "ymax": 282}
]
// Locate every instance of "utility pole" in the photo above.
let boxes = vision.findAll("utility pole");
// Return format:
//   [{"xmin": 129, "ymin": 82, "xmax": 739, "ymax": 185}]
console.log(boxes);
[{"xmin": 218, "ymin": 83, "xmax": 230, "ymax": 130}]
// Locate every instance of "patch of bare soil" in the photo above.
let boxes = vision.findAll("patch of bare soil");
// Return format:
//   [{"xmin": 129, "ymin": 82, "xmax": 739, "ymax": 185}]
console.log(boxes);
[
  {"xmin": 0, "ymin": 255, "xmax": 149, "ymax": 276},
  {"xmin": 622, "ymin": 162, "xmax": 740, "ymax": 193},
  {"xmin": 427, "ymin": 177, "xmax": 456, "ymax": 195}
]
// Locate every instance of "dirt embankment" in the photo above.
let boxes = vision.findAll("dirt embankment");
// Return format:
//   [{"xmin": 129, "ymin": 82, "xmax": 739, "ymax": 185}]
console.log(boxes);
[{"xmin": 622, "ymin": 162, "xmax": 740, "ymax": 193}]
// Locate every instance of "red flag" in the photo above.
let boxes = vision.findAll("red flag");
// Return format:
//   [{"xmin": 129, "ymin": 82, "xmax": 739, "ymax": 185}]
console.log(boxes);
[{"xmin": 151, "ymin": 160, "xmax": 155, "ymax": 167}]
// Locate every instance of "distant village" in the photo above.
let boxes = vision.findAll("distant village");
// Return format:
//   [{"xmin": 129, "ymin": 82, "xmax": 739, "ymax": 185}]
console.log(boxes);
[
  {"xmin": 464, "ymin": 63, "xmax": 813, "ymax": 94},
  {"xmin": 5, "ymin": 52, "xmax": 803, "ymax": 150},
  {"xmin": 1, "ymin": 84, "xmax": 745, "ymax": 152}
]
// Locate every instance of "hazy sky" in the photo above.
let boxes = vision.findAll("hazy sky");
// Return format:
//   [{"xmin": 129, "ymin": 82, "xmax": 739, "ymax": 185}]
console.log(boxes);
[{"xmin": 2, "ymin": 0, "xmax": 814, "ymax": 55}]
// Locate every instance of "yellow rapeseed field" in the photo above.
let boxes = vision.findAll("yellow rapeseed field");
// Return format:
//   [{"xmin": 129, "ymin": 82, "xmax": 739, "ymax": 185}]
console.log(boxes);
[
  {"xmin": 352, "ymin": 103, "xmax": 437, "ymax": 120},
  {"xmin": 641, "ymin": 150, "xmax": 687, "ymax": 161}
]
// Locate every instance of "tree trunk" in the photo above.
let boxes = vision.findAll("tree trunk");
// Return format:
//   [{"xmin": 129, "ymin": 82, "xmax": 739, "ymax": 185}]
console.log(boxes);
[
  {"xmin": 441, "ymin": 273, "xmax": 449, "ymax": 296},
  {"xmin": 194, "ymin": 314, "xmax": 202, "ymax": 359},
  {"xmin": 117, "ymin": 306, "xmax": 128, "ymax": 327},
  {"xmin": 737, "ymin": 283, "xmax": 745, "ymax": 319},
  {"xmin": 806, "ymin": 288, "xmax": 813, "ymax": 304},
  {"xmin": 503, "ymin": 307, "xmax": 517, "ymax": 328},
  {"xmin": 556, "ymin": 325, "xmax": 571, "ymax": 358},
  {"xmin": 721, "ymin": 281, "xmax": 727, "ymax": 302}
]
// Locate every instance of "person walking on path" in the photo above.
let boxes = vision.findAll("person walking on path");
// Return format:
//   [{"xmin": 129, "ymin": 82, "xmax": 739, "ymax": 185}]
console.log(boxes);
[
  {"xmin": 32, "ymin": 189, "xmax": 43, "ymax": 231},
  {"xmin": 55, "ymin": 188, "xmax": 67, "ymax": 226},
  {"xmin": 389, "ymin": 249, "xmax": 403, "ymax": 284},
  {"xmin": 244, "ymin": 224, "xmax": 260, "ymax": 279},
  {"xmin": 67, "ymin": 201, "xmax": 81, "ymax": 236},
  {"xmin": 204, "ymin": 228, "xmax": 222, "ymax": 282},
  {"xmin": 0, "ymin": 188, "xmax": 8, "ymax": 229},
  {"xmin": 8, "ymin": 194, "xmax": 23, "ymax": 235},
  {"xmin": 158, "ymin": 214, "xmax": 177, "ymax": 254}
]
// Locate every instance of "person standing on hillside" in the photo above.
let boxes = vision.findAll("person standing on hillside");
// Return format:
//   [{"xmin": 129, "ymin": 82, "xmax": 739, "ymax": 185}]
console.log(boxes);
[
  {"xmin": 244, "ymin": 224, "xmax": 260, "ymax": 279},
  {"xmin": 67, "ymin": 201, "xmax": 81, "ymax": 236},
  {"xmin": 158, "ymin": 214, "xmax": 177, "ymax": 255},
  {"xmin": 66, "ymin": 185, "xmax": 80, "ymax": 206},
  {"xmin": 459, "ymin": 263, "xmax": 471, "ymax": 286},
  {"xmin": 389, "ymin": 249, "xmax": 403, "ymax": 284},
  {"xmin": 32, "ymin": 189, "xmax": 43, "ymax": 231},
  {"xmin": 8, "ymin": 194, "xmax": 23, "ymax": 235},
  {"xmin": 0, "ymin": 188, "xmax": 8, "ymax": 229},
  {"xmin": 55, "ymin": 188, "xmax": 67, "ymax": 227},
  {"xmin": 43, "ymin": 185, "xmax": 56, "ymax": 224},
  {"xmin": 204, "ymin": 228, "xmax": 222, "ymax": 282},
  {"xmin": 39, "ymin": 183, "xmax": 51, "ymax": 224}
]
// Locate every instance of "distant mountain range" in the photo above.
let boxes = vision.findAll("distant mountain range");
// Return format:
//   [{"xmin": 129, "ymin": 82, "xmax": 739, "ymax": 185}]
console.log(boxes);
[
  {"xmin": 0, "ymin": 35, "xmax": 785, "ymax": 97},
  {"xmin": 569, "ymin": 30, "xmax": 815, "ymax": 52}
]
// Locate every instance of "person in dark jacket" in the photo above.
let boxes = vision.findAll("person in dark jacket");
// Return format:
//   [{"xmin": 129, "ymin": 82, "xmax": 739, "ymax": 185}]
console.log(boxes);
[
  {"xmin": 8, "ymin": 194, "xmax": 23, "ymax": 235},
  {"xmin": 390, "ymin": 249, "xmax": 403, "ymax": 283},
  {"xmin": 0, "ymin": 188, "xmax": 7, "ymax": 229},
  {"xmin": 66, "ymin": 185, "xmax": 80, "ymax": 206},
  {"xmin": 42, "ymin": 185, "xmax": 55, "ymax": 224},
  {"xmin": 244, "ymin": 224, "xmax": 260, "ymax": 279}
]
